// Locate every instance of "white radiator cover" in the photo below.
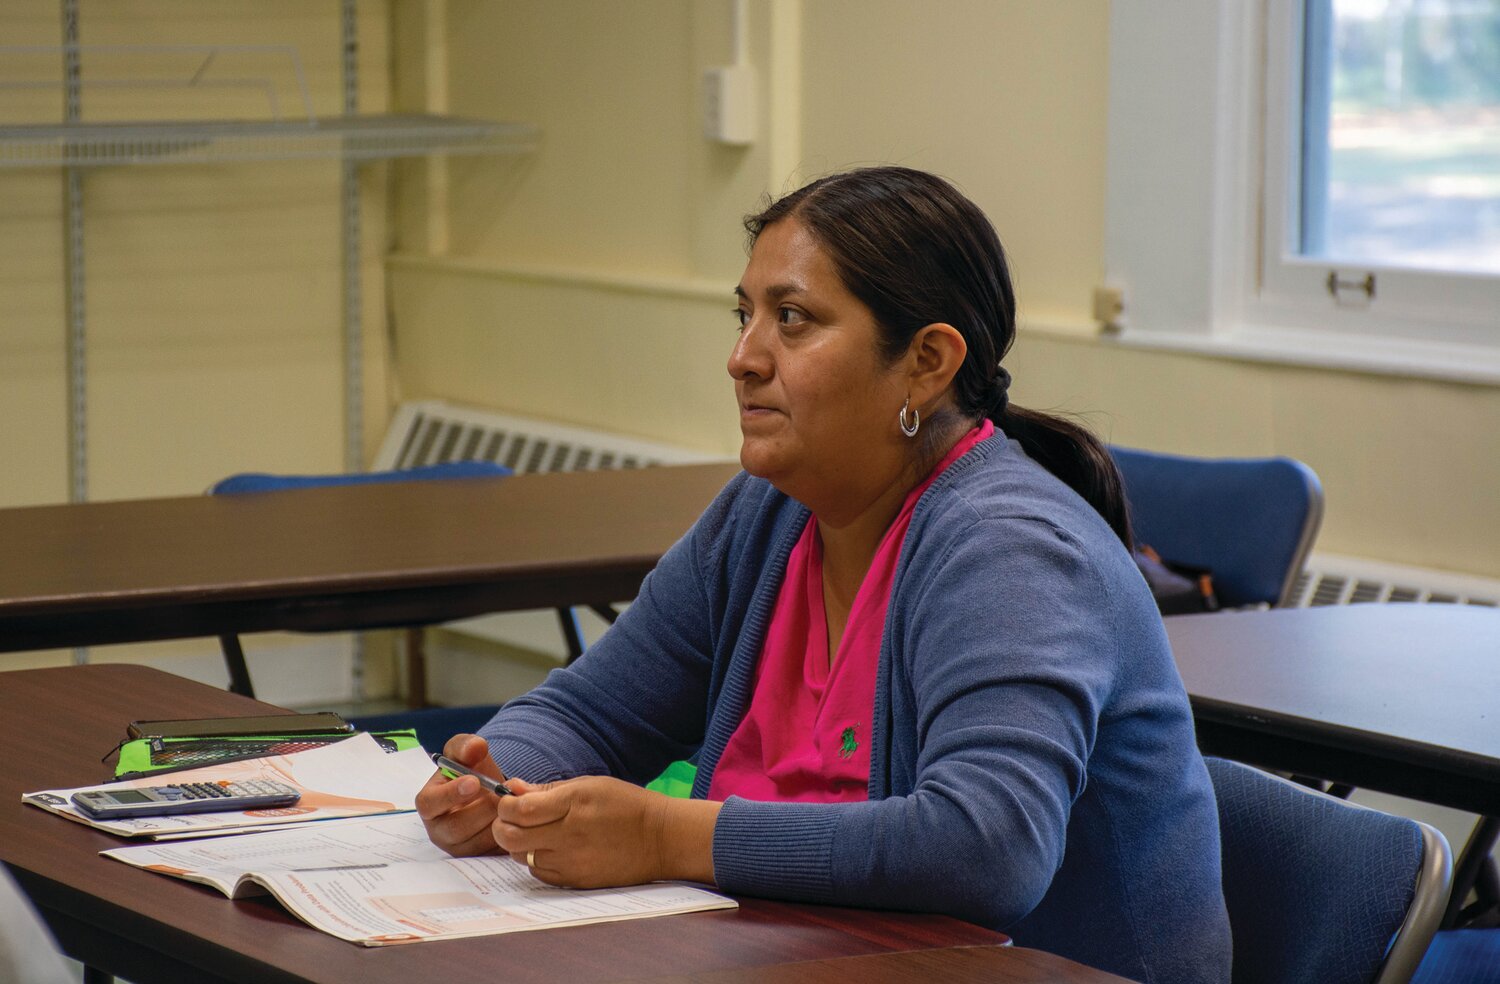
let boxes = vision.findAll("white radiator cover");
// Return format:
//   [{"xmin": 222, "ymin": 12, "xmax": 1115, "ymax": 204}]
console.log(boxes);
[
  {"xmin": 1292, "ymin": 552, "xmax": 1500, "ymax": 609},
  {"xmin": 373, "ymin": 400, "xmax": 719, "ymax": 473}
]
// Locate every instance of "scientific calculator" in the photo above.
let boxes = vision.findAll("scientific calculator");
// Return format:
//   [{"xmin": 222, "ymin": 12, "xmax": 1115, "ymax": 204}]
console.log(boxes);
[{"xmin": 71, "ymin": 779, "xmax": 301, "ymax": 819}]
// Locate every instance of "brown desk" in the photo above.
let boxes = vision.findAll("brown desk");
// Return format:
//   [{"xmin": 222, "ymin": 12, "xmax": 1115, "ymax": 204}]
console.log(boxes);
[
  {"xmin": 0, "ymin": 462, "xmax": 740, "ymax": 655},
  {"xmin": 0, "ymin": 664, "xmax": 1141, "ymax": 984},
  {"xmin": 646, "ymin": 944, "xmax": 1136, "ymax": 983},
  {"xmin": 0, "ymin": 463, "xmax": 742, "ymax": 696},
  {"xmin": 5, "ymin": 466, "xmax": 1493, "ymax": 818},
  {"xmin": 1167, "ymin": 604, "xmax": 1500, "ymax": 817}
]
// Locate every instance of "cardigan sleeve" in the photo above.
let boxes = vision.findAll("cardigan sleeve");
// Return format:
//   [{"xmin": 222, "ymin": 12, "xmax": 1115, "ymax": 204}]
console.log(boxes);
[
  {"xmin": 711, "ymin": 508, "xmax": 1135, "ymax": 929},
  {"xmin": 475, "ymin": 481, "xmax": 738, "ymax": 786}
]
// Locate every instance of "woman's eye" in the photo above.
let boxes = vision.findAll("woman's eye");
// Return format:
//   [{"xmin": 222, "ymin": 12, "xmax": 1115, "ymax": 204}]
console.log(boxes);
[
  {"xmin": 732, "ymin": 308, "xmax": 749, "ymax": 330},
  {"xmin": 778, "ymin": 307, "xmax": 806, "ymax": 327}
]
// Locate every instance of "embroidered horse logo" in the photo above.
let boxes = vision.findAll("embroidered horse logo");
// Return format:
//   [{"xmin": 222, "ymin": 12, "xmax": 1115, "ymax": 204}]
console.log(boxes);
[{"xmin": 838, "ymin": 724, "xmax": 859, "ymax": 760}]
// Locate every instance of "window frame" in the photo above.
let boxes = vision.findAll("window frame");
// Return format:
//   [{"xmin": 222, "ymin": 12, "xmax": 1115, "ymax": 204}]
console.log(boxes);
[{"xmin": 1104, "ymin": 0, "xmax": 1500, "ymax": 385}]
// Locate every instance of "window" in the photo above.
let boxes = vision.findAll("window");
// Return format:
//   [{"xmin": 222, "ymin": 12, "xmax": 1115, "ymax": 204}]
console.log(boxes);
[
  {"xmin": 1300, "ymin": 0, "xmax": 1500, "ymax": 275},
  {"xmin": 1105, "ymin": 1, "xmax": 1500, "ymax": 382}
]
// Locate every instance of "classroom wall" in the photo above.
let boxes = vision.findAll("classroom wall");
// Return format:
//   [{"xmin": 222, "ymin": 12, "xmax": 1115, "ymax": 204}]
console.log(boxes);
[
  {"xmin": 389, "ymin": 0, "xmax": 1500, "ymax": 580},
  {"xmin": 5, "ymin": 2, "xmax": 1496, "ymax": 701},
  {"xmin": 387, "ymin": 0, "xmax": 776, "ymax": 454},
  {"xmin": 0, "ymin": 0, "xmax": 393, "ymax": 509},
  {"xmin": 0, "ymin": 1, "xmax": 399, "ymax": 703}
]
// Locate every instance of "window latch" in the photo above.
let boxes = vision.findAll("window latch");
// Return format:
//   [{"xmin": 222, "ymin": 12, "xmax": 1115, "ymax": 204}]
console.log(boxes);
[{"xmin": 1326, "ymin": 270, "xmax": 1376, "ymax": 307}]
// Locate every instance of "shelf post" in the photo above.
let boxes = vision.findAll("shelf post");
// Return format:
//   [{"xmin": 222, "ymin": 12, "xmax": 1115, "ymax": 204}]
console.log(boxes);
[
  {"xmin": 62, "ymin": 0, "xmax": 89, "ymax": 670},
  {"xmin": 61, "ymin": 0, "xmax": 86, "ymax": 506},
  {"xmin": 342, "ymin": 0, "xmax": 366, "ymax": 699},
  {"xmin": 341, "ymin": 0, "xmax": 363, "ymax": 480}
]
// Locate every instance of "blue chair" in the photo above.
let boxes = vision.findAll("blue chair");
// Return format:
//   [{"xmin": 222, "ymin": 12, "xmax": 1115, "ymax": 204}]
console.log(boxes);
[
  {"xmin": 209, "ymin": 461, "xmax": 607, "ymax": 701},
  {"xmin": 1415, "ymin": 817, "xmax": 1500, "ymax": 980},
  {"xmin": 1109, "ymin": 447, "xmax": 1323, "ymax": 608},
  {"xmin": 1412, "ymin": 928, "xmax": 1500, "ymax": 984},
  {"xmin": 207, "ymin": 459, "xmax": 508, "ymax": 494},
  {"xmin": 1207, "ymin": 756, "xmax": 1451, "ymax": 984},
  {"xmin": 1114, "ymin": 449, "xmax": 1494, "ymax": 936}
]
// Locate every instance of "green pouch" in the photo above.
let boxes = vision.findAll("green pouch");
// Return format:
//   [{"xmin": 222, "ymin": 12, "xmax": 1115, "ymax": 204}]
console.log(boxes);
[
  {"xmin": 645, "ymin": 759, "xmax": 698, "ymax": 798},
  {"xmin": 110, "ymin": 730, "xmax": 422, "ymax": 781}
]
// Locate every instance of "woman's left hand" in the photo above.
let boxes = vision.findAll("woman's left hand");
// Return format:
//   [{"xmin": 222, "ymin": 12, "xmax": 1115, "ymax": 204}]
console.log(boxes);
[{"xmin": 493, "ymin": 776, "xmax": 720, "ymax": 889}]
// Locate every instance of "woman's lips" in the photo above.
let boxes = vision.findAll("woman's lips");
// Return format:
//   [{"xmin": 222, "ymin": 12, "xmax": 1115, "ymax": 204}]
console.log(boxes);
[{"xmin": 739, "ymin": 404, "xmax": 781, "ymax": 428}]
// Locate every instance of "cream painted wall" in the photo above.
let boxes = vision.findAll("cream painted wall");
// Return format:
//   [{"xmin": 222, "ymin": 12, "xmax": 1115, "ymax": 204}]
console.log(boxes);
[
  {"xmin": 388, "ymin": 0, "xmax": 1108, "ymax": 443},
  {"xmin": 390, "ymin": 0, "xmax": 1499, "ymax": 580},
  {"xmin": 389, "ymin": 259, "xmax": 744, "ymax": 452},
  {"xmin": 387, "ymin": 0, "xmax": 780, "ymax": 448},
  {"xmin": 798, "ymin": 0, "xmax": 1109, "ymax": 330},
  {"xmin": 1, "ymin": 0, "xmax": 392, "ymax": 509},
  {"xmin": 1, "ymin": 1, "xmax": 398, "ymax": 702}
]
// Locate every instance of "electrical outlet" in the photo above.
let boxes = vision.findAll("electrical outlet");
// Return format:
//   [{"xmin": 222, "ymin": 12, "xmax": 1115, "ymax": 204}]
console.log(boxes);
[
  {"xmin": 1092, "ymin": 286, "xmax": 1126, "ymax": 332},
  {"xmin": 702, "ymin": 65, "xmax": 756, "ymax": 145}
]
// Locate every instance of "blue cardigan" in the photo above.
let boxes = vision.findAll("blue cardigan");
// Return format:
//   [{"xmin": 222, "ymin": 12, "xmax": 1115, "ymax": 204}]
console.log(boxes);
[{"xmin": 481, "ymin": 433, "xmax": 1231, "ymax": 984}]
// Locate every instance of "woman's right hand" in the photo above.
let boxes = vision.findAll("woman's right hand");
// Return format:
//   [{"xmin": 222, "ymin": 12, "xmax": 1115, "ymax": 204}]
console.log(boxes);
[{"xmin": 416, "ymin": 733, "xmax": 509, "ymax": 857}]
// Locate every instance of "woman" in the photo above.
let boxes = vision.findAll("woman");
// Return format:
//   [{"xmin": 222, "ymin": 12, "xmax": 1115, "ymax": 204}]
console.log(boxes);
[{"xmin": 418, "ymin": 166, "xmax": 1231, "ymax": 983}]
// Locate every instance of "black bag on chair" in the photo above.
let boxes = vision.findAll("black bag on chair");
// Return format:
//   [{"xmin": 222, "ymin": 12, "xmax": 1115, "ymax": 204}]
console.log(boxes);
[{"xmin": 1135, "ymin": 545, "xmax": 1220, "ymax": 615}]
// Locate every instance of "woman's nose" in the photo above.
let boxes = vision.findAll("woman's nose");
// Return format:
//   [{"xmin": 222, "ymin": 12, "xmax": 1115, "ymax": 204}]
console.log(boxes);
[{"xmin": 727, "ymin": 318, "xmax": 771, "ymax": 381}]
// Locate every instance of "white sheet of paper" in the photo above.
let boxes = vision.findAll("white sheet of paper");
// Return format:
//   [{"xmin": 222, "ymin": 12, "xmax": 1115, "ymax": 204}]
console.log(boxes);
[{"xmin": 22, "ymin": 733, "xmax": 435, "ymax": 838}]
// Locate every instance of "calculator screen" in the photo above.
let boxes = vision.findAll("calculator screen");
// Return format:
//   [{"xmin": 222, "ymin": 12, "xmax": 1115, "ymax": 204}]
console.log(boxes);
[{"xmin": 111, "ymin": 790, "xmax": 152, "ymax": 803}]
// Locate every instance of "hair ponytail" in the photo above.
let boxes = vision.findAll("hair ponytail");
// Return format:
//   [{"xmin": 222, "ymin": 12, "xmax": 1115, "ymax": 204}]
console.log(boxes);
[
  {"xmin": 746, "ymin": 166, "xmax": 1132, "ymax": 547},
  {"xmin": 977, "ymin": 366, "xmax": 1131, "ymax": 547},
  {"xmin": 995, "ymin": 405, "xmax": 1132, "ymax": 549}
]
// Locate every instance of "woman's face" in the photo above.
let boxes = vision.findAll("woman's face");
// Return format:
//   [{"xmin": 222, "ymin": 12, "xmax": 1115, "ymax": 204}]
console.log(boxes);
[{"xmin": 729, "ymin": 219, "xmax": 910, "ymax": 517}]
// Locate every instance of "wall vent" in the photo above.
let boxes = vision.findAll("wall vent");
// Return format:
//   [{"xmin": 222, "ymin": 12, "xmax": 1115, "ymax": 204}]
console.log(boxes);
[
  {"xmin": 373, "ymin": 399, "xmax": 721, "ymax": 473},
  {"xmin": 1289, "ymin": 552, "xmax": 1500, "ymax": 609}
]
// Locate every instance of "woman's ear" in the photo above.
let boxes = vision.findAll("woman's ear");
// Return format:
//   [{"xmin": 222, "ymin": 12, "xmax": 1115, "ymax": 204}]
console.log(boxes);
[{"xmin": 906, "ymin": 323, "xmax": 968, "ymax": 408}]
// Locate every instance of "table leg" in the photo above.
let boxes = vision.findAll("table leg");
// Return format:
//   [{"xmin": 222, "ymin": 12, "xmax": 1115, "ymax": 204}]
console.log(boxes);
[
  {"xmin": 556, "ymin": 608, "xmax": 585, "ymax": 664},
  {"xmin": 1446, "ymin": 816, "xmax": 1500, "ymax": 928},
  {"xmin": 217, "ymin": 634, "xmax": 255, "ymax": 697},
  {"xmin": 404, "ymin": 627, "xmax": 428, "ymax": 708}
]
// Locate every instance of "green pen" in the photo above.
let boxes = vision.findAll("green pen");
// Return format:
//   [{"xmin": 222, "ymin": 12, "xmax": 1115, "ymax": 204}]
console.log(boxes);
[{"xmin": 431, "ymin": 752, "xmax": 512, "ymax": 797}]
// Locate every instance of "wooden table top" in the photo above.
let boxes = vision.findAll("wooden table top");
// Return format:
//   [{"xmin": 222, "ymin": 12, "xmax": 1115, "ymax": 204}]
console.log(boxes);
[
  {"xmin": 0, "ymin": 463, "xmax": 741, "ymax": 652},
  {"xmin": 1168, "ymin": 603, "xmax": 1500, "ymax": 814},
  {"xmin": 0, "ymin": 663, "xmax": 1138, "ymax": 984},
  {"xmin": 644, "ymin": 944, "xmax": 1137, "ymax": 983}
]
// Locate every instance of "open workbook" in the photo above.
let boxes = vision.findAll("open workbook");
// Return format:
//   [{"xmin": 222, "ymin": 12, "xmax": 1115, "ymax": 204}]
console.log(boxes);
[{"xmin": 102, "ymin": 811, "xmax": 736, "ymax": 945}]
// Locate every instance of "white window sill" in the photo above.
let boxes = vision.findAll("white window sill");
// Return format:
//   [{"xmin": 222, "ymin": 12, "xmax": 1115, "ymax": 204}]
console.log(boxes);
[{"xmin": 1098, "ymin": 323, "xmax": 1500, "ymax": 388}]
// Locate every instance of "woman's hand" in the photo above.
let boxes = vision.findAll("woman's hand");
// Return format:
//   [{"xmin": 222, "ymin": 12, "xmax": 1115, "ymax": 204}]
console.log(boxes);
[
  {"xmin": 494, "ymin": 776, "xmax": 722, "ymax": 889},
  {"xmin": 416, "ymin": 734, "xmax": 509, "ymax": 857}
]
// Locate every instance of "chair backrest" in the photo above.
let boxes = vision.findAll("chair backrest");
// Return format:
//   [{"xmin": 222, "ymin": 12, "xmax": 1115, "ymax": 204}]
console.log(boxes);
[
  {"xmin": 1206, "ymin": 757, "xmax": 1451, "ymax": 984},
  {"xmin": 1109, "ymin": 446, "xmax": 1323, "ymax": 608},
  {"xmin": 208, "ymin": 459, "xmax": 510, "ymax": 495}
]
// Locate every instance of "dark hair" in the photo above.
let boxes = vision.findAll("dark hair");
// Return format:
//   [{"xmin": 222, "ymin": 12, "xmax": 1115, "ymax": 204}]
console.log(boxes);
[{"xmin": 745, "ymin": 166, "xmax": 1131, "ymax": 547}]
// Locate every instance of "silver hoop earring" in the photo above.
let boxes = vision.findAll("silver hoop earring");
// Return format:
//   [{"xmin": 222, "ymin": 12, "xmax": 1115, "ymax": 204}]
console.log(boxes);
[{"xmin": 898, "ymin": 398, "xmax": 920, "ymax": 438}]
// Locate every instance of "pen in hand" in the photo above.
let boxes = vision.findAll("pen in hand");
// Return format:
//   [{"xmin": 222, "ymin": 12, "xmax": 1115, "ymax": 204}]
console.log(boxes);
[{"xmin": 431, "ymin": 752, "xmax": 513, "ymax": 797}]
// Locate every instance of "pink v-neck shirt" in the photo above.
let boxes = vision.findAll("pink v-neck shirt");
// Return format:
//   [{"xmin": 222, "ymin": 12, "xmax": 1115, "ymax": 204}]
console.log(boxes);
[{"xmin": 708, "ymin": 421, "xmax": 994, "ymax": 803}]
